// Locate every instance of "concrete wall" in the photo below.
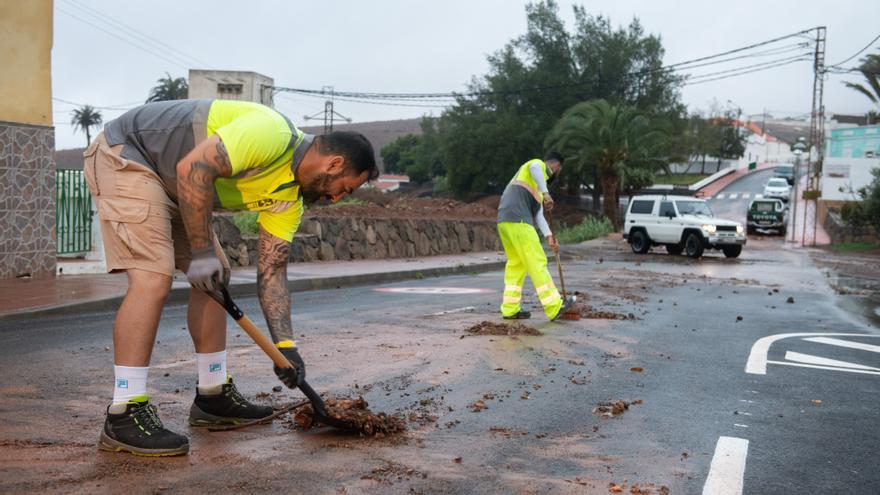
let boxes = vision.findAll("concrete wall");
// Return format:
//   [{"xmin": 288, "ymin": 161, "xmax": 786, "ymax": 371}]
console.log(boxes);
[
  {"xmin": 0, "ymin": 0, "xmax": 56, "ymax": 279},
  {"xmin": 188, "ymin": 70, "xmax": 274, "ymax": 106},
  {"xmin": 213, "ymin": 215, "xmax": 502, "ymax": 266},
  {"xmin": 0, "ymin": 0, "xmax": 53, "ymax": 126}
]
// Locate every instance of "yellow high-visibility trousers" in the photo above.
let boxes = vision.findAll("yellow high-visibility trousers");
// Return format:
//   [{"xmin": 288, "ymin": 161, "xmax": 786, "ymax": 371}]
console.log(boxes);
[{"xmin": 498, "ymin": 221, "xmax": 563, "ymax": 319}]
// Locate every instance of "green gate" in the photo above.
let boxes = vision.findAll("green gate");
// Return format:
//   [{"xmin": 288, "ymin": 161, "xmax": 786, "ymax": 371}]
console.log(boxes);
[{"xmin": 56, "ymin": 169, "xmax": 93, "ymax": 255}]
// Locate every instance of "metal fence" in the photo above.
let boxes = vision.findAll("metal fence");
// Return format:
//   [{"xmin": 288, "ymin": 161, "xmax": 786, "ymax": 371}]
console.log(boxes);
[{"xmin": 56, "ymin": 169, "xmax": 93, "ymax": 255}]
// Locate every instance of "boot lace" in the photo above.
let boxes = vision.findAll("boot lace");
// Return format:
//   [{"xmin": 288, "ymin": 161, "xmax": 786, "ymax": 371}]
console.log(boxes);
[{"xmin": 134, "ymin": 404, "xmax": 165, "ymax": 431}]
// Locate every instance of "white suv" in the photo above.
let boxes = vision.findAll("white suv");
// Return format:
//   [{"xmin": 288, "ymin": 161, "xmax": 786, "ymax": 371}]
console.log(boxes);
[{"xmin": 623, "ymin": 195, "xmax": 746, "ymax": 258}]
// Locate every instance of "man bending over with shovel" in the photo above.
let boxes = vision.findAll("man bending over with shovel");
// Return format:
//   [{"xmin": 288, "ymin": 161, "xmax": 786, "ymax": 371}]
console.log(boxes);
[
  {"xmin": 497, "ymin": 151, "xmax": 576, "ymax": 321},
  {"xmin": 83, "ymin": 99, "xmax": 378, "ymax": 456}
]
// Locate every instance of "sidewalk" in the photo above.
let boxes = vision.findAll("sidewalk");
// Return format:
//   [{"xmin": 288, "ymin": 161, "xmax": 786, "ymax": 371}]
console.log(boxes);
[{"xmin": 0, "ymin": 251, "xmax": 506, "ymax": 320}]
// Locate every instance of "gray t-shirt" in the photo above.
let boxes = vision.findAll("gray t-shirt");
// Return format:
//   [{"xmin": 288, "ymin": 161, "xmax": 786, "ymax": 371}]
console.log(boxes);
[{"xmin": 103, "ymin": 99, "xmax": 211, "ymax": 187}]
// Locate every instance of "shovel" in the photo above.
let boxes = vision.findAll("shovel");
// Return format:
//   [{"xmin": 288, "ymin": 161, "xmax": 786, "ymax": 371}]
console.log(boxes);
[
  {"xmin": 547, "ymin": 210, "xmax": 581, "ymax": 321},
  {"xmin": 211, "ymin": 287, "xmax": 359, "ymax": 432}
]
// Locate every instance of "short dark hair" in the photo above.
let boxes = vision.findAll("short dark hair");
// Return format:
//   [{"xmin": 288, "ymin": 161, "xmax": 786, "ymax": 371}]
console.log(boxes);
[
  {"xmin": 544, "ymin": 151, "xmax": 564, "ymax": 166},
  {"xmin": 316, "ymin": 131, "xmax": 379, "ymax": 181}
]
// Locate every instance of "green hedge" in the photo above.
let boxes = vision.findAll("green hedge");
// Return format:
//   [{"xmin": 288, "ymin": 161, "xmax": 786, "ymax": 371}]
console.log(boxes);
[{"xmin": 555, "ymin": 216, "xmax": 613, "ymax": 244}]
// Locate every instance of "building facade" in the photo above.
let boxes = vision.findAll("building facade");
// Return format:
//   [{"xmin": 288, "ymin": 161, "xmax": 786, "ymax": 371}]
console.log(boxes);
[
  {"xmin": 0, "ymin": 0, "xmax": 56, "ymax": 278},
  {"xmin": 821, "ymin": 124, "xmax": 880, "ymax": 202},
  {"xmin": 188, "ymin": 70, "xmax": 274, "ymax": 106}
]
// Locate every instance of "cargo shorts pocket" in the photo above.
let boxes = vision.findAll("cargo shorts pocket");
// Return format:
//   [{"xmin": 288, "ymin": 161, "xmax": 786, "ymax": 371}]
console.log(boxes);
[{"xmin": 97, "ymin": 198, "xmax": 163, "ymax": 262}]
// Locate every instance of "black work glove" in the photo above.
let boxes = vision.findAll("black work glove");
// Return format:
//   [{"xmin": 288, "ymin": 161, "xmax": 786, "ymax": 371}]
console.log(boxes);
[
  {"xmin": 274, "ymin": 345, "xmax": 306, "ymax": 389},
  {"xmin": 187, "ymin": 247, "xmax": 228, "ymax": 292}
]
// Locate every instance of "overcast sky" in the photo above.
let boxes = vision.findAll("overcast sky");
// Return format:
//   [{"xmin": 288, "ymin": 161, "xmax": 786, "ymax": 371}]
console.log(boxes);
[{"xmin": 52, "ymin": 0, "xmax": 880, "ymax": 150}]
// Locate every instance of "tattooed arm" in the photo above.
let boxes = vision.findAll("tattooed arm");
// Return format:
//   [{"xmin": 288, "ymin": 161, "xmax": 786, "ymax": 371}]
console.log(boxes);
[
  {"xmin": 176, "ymin": 135, "xmax": 233, "ymax": 250},
  {"xmin": 257, "ymin": 227, "xmax": 293, "ymax": 342}
]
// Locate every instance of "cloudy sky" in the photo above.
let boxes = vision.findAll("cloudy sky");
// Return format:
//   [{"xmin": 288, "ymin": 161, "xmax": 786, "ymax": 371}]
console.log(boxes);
[{"xmin": 52, "ymin": 0, "xmax": 880, "ymax": 150}]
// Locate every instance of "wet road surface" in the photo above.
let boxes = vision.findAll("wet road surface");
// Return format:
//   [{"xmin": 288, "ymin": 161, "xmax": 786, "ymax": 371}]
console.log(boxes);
[{"xmin": 0, "ymin": 238, "xmax": 877, "ymax": 494}]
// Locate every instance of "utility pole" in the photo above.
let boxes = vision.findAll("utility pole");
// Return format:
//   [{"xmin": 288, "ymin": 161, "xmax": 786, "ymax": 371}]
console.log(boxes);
[
  {"xmin": 303, "ymin": 86, "xmax": 351, "ymax": 134},
  {"xmin": 801, "ymin": 26, "xmax": 826, "ymax": 246}
]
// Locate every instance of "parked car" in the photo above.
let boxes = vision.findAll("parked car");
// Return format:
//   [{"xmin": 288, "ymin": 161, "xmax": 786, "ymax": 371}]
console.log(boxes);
[
  {"xmin": 763, "ymin": 177, "xmax": 791, "ymax": 202},
  {"xmin": 773, "ymin": 164, "xmax": 795, "ymax": 185},
  {"xmin": 623, "ymin": 194, "xmax": 746, "ymax": 259},
  {"xmin": 747, "ymin": 198, "xmax": 787, "ymax": 235}
]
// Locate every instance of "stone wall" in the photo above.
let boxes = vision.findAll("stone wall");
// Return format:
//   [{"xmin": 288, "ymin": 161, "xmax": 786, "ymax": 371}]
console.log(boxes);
[
  {"xmin": 823, "ymin": 210, "xmax": 878, "ymax": 244},
  {"xmin": 0, "ymin": 121, "xmax": 56, "ymax": 278},
  {"xmin": 214, "ymin": 215, "xmax": 501, "ymax": 266}
]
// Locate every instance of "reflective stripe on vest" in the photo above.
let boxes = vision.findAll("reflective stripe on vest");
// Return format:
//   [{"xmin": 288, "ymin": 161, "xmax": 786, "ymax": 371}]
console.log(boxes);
[{"xmin": 510, "ymin": 159, "xmax": 550, "ymax": 205}]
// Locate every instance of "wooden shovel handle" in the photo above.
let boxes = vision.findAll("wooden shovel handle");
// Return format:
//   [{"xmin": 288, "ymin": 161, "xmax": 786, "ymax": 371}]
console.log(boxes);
[{"xmin": 213, "ymin": 288, "xmax": 291, "ymax": 369}]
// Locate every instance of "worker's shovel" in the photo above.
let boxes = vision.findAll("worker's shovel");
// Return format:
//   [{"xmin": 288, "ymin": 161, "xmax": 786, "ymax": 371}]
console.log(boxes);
[{"xmin": 210, "ymin": 287, "xmax": 359, "ymax": 432}]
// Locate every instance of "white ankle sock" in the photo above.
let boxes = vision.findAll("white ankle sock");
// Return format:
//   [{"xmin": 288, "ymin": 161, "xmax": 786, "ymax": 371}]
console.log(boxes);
[
  {"xmin": 197, "ymin": 350, "xmax": 228, "ymax": 393},
  {"xmin": 112, "ymin": 365, "xmax": 149, "ymax": 405}
]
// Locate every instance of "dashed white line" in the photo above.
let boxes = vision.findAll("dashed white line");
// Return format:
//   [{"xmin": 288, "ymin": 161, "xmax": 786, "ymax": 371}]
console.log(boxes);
[
  {"xmin": 754, "ymin": 193, "xmax": 764, "ymax": 199},
  {"xmin": 715, "ymin": 194, "xmax": 725, "ymax": 199},
  {"xmin": 728, "ymin": 193, "xmax": 739, "ymax": 199},
  {"xmin": 703, "ymin": 436, "xmax": 749, "ymax": 495},
  {"xmin": 742, "ymin": 193, "xmax": 750, "ymax": 199}
]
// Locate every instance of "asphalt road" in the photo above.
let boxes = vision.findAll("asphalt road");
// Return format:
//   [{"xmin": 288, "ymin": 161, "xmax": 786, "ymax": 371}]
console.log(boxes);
[
  {"xmin": 0, "ymin": 238, "xmax": 877, "ymax": 494},
  {"xmin": 706, "ymin": 168, "xmax": 778, "ymax": 225}
]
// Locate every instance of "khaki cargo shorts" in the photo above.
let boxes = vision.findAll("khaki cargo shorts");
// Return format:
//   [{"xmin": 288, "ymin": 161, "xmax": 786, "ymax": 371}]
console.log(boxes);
[{"xmin": 83, "ymin": 133, "xmax": 228, "ymax": 277}]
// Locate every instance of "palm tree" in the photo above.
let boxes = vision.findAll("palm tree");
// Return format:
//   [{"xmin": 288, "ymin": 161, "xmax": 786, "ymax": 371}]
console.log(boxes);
[
  {"xmin": 70, "ymin": 105, "xmax": 103, "ymax": 146},
  {"xmin": 843, "ymin": 52, "xmax": 880, "ymax": 122},
  {"xmin": 545, "ymin": 99, "xmax": 667, "ymax": 226},
  {"xmin": 146, "ymin": 72, "xmax": 188, "ymax": 103}
]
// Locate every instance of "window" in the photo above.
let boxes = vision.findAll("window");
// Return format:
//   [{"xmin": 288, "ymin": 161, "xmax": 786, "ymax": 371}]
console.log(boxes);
[
  {"xmin": 675, "ymin": 200, "xmax": 713, "ymax": 217},
  {"xmin": 767, "ymin": 179, "xmax": 788, "ymax": 187},
  {"xmin": 659, "ymin": 201, "xmax": 675, "ymax": 217},
  {"xmin": 630, "ymin": 200, "xmax": 655, "ymax": 214},
  {"xmin": 217, "ymin": 83, "xmax": 243, "ymax": 94}
]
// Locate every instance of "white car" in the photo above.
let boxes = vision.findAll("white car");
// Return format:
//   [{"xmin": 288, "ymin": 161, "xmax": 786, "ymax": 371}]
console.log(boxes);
[
  {"xmin": 763, "ymin": 178, "xmax": 791, "ymax": 202},
  {"xmin": 623, "ymin": 194, "xmax": 746, "ymax": 258}
]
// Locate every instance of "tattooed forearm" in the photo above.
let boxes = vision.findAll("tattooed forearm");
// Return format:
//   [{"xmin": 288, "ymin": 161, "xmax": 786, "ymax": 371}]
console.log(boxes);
[
  {"xmin": 177, "ymin": 136, "xmax": 233, "ymax": 250},
  {"xmin": 257, "ymin": 228, "xmax": 293, "ymax": 342}
]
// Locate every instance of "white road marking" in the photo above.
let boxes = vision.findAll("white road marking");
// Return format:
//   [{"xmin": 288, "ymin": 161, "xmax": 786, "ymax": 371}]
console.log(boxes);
[
  {"xmin": 742, "ymin": 193, "xmax": 750, "ymax": 199},
  {"xmin": 803, "ymin": 336, "xmax": 880, "ymax": 354},
  {"xmin": 766, "ymin": 360, "xmax": 880, "ymax": 376},
  {"xmin": 739, "ymin": 399, "xmax": 755, "ymax": 404},
  {"xmin": 745, "ymin": 332, "xmax": 878, "ymax": 375},
  {"xmin": 428, "ymin": 306, "xmax": 476, "ymax": 316},
  {"xmin": 715, "ymin": 194, "xmax": 725, "ymax": 199},
  {"xmin": 728, "ymin": 193, "xmax": 739, "ymax": 199},
  {"xmin": 736, "ymin": 411, "xmax": 753, "ymax": 416},
  {"xmin": 733, "ymin": 424, "xmax": 749, "ymax": 428},
  {"xmin": 703, "ymin": 436, "xmax": 749, "ymax": 495},
  {"xmin": 754, "ymin": 193, "xmax": 764, "ymax": 199},
  {"xmin": 375, "ymin": 287, "xmax": 494, "ymax": 295},
  {"xmin": 784, "ymin": 351, "xmax": 880, "ymax": 371}
]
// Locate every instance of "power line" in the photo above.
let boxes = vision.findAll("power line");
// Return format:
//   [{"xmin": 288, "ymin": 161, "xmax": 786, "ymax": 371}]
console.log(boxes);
[
  {"xmin": 828, "ymin": 32, "xmax": 880, "ymax": 68},
  {"xmin": 56, "ymin": 6, "xmax": 190, "ymax": 70},
  {"xmin": 271, "ymin": 27, "xmax": 821, "ymax": 101},
  {"xmin": 683, "ymin": 55, "xmax": 812, "ymax": 83},
  {"xmin": 682, "ymin": 57, "xmax": 811, "ymax": 86},
  {"xmin": 52, "ymin": 97, "xmax": 139, "ymax": 111},
  {"xmin": 61, "ymin": 0, "xmax": 212, "ymax": 69}
]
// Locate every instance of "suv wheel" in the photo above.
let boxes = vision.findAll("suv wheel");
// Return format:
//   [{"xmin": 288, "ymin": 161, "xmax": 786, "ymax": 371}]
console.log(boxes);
[
  {"xmin": 684, "ymin": 232, "xmax": 704, "ymax": 258},
  {"xmin": 722, "ymin": 245, "xmax": 742, "ymax": 258},
  {"xmin": 630, "ymin": 230, "xmax": 651, "ymax": 254},
  {"xmin": 666, "ymin": 243, "xmax": 683, "ymax": 255}
]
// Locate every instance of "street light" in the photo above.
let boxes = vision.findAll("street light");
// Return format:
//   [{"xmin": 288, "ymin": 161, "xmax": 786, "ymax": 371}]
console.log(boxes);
[{"xmin": 789, "ymin": 137, "xmax": 807, "ymax": 242}]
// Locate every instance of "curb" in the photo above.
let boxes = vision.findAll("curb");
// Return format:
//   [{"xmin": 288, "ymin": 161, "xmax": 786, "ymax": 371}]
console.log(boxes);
[{"xmin": 0, "ymin": 260, "xmax": 507, "ymax": 322}]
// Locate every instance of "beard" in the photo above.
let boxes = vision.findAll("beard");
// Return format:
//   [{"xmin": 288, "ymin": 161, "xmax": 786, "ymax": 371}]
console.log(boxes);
[{"xmin": 301, "ymin": 171, "xmax": 344, "ymax": 204}]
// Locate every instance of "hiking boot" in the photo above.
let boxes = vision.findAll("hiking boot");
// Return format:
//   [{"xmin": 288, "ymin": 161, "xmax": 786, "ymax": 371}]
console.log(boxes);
[
  {"xmin": 551, "ymin": 295, "xmax": 578, "ymax": 321},
  {"xmin": 189, "ymin": 377, "xmax": 273, "ymax": 427},
  {"xmin": 503, "ymin": 310, "xmax": 532, "ymax": 320},
  {"xmin": 98, "ymin": 398, "xmax": 189, "ymax": 456}
]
